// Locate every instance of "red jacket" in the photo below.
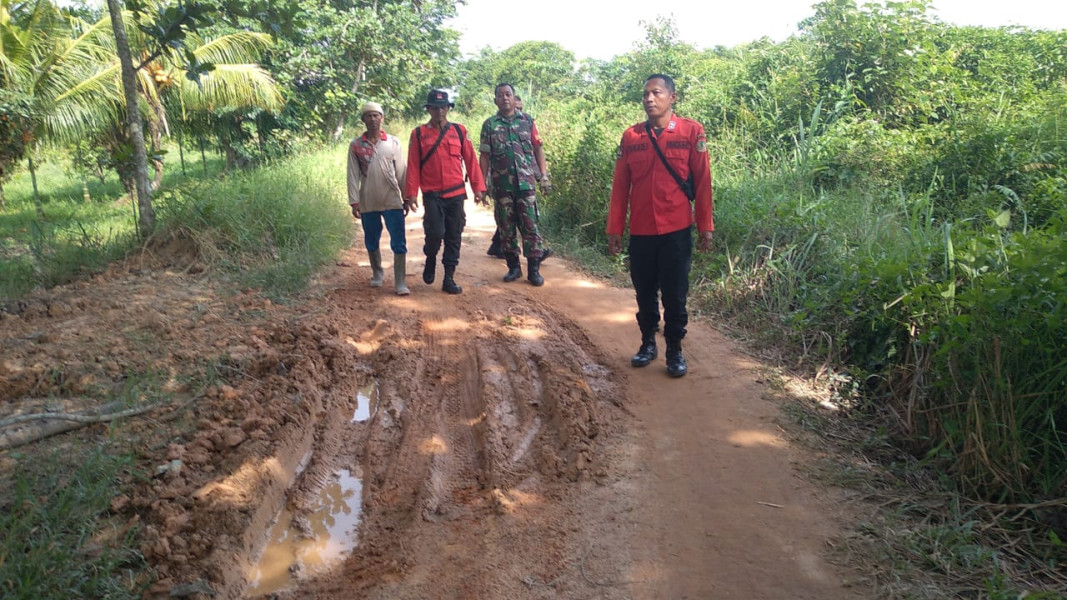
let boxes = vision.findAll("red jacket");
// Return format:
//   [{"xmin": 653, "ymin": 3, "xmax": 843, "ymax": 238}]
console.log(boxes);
[
  {"xmin": 404, "ymin": 122, "xmax": 486, "ymax": 198},
  {"xmin": 607, "ymin": 114, "xmax": 714, "ymax": 236}
]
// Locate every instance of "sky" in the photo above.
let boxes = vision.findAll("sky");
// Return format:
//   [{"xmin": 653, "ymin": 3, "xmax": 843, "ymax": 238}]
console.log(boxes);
[{"xmin": 449, "ymin": 0, "xmax": 1067, "ymax": 61}]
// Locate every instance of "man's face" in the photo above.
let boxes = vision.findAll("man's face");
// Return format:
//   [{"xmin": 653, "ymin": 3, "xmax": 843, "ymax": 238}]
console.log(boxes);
[
  {"xmin": 643, "ymin": 78, "xmax": 677, "ymax": 121},
  {"xmin": 515, "ymin": 98, "xmax": 524, "ymax": 111},
  {"xmin": 427, "ymin": 105, "xmax": 450, "ymax": 121},
  {"xmin": 362, "ymin": 111, "xmax": 383, "ymax": 131},
  {"xmin": 494, "ymin": 86, "xmax": 515, "ymax": 114}
]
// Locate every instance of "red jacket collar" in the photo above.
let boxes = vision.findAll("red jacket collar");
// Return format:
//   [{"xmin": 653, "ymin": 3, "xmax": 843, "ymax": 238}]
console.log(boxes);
[{"xmin": 362, "ymin": 130, "xmax": 388, "ymax": 142}]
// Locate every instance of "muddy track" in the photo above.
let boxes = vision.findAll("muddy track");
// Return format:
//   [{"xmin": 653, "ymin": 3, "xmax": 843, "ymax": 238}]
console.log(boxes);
[{"xmin": 0, "ymin": 206, "xmax": 866, "ymax": 599}]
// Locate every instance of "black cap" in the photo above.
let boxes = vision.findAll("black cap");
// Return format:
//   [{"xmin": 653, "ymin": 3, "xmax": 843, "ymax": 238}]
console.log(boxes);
[{"xmin": 424, "ymin": 89, "xmax": 454, "ymax": 108}]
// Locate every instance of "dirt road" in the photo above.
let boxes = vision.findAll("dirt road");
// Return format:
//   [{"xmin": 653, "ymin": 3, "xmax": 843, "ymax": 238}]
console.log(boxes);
[
  {"xmin": 283, "ymin": 205, "xmax": 862, "ymax": 599},
  {"xmin": 0, "ymin": 204, "xmax": 865, "ymax": 599}
]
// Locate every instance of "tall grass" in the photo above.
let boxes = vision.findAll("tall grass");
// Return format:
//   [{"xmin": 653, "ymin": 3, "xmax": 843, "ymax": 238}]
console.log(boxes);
[
  {"xmin": 0, "ymin": 143, "xmax": 354, "ymax": 300},
  {"xmin": 157, "ymin": 145, "xmax": 353, "ymax": 297}
]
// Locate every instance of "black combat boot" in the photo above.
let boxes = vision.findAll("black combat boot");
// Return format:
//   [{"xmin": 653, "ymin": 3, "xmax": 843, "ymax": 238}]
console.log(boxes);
[
  {"xmin": 527, "ymin": 257, "xmax": 544, "ymax": 286},
  {"xmin": 666, "ymin": 339, "xmax": 687, "ymax": 378},
  {"xmin": 631, "ymin": 333, "xmax": 657, "ymax": 367},
  {"xmin": 502, "ymin": 253, "xmax": 522, "ymax": 282},
  {"xmin": 442, "ymin": 265, "xmax": 462, "ymax": 294},
  {"xmin": 487, "ymin": 232, "xmax": 505, "ymax": 258},
  {"xmin": 423, "ymin": 255, "xmax": 437, "ymax": 284}
]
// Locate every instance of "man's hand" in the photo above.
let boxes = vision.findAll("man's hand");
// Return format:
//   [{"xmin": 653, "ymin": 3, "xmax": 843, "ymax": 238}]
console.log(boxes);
[
  {"xmin": 607, "ymin": 233, "xmax": 623, "ymax": 256},
  {"xmin": 403, "ymin": 197, "xmax": 417, "ymax": 216},
  {"xmin": 351, "ymin": 203, "xmax": 361, "ymax": 219},
  {"xmin": 539, "ymin": 177, "xmax": 553, "ymax": 195},
  {"xmin": 474, "ymin": 191, "xmax": 488, "ymax": 206},
  {"xmin": 697, "ymin": 230, "xmax": 714, "ymax": 253}
]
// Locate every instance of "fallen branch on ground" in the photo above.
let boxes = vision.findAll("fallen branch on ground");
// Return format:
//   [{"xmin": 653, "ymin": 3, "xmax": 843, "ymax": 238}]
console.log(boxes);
[{"xmin": 0, "ymin": 401, "xmax": 167, "ymax": 451}]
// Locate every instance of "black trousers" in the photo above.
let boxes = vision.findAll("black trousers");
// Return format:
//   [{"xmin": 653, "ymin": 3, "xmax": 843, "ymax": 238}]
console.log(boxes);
[
  {"xmin": 423, "ymin": 193, "xmax": 467, "ymax": 267},
  {"xmin": 628, "ymin": 226, "xmax": 693, "ymax": 342}
]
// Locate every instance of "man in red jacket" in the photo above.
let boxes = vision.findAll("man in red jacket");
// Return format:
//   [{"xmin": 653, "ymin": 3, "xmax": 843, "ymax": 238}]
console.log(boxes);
[
  {"xmin": 404, "ymin": 89, "xmax": 487, "ymax": 294},
  {"xmin": 607, "ymin": 74, "xmax": 715, "ymax": 378}
]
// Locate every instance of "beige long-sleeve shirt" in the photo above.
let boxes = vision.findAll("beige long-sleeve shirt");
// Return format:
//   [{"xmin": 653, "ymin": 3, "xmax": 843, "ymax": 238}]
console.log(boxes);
[{"xmin": 347, "ymin": 130, "xmax": 407, "ymax": 212}]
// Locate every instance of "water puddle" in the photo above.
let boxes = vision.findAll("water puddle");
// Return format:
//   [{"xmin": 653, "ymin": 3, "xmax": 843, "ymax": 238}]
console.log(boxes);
[
  {"xmin": 245, "ymin": 469, "xmax": 363, "ymax": 597},
  {"xmin": 352, "ymin": 380, "xmax": 378, "ymax": 422}
]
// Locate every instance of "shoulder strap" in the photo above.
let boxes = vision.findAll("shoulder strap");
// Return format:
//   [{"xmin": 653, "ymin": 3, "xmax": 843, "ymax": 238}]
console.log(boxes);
[
  {"xmin": 453, "ymin": 123, "xmax": 469, "ymax": 182},
  {"xmin": 419, "ymin": 123, "xmax": 458, "ymax": 168},
  {"xmin": 454, "ymin": 123, "xmax": 465, "ymax": 147},
  {"xmin": 644, "ymin": 122, "xmax": 694, "ymax": 202}
]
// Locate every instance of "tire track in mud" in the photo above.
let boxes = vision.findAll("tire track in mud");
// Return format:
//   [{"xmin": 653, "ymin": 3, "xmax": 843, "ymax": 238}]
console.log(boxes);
[{"xmin": 289, "ymin": 281, "xmax": 625, "ymax": 600}]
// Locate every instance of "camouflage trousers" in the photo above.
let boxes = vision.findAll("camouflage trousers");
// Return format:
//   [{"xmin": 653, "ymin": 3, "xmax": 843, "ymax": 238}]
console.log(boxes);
[{"xmin": 493, "ymin": 192, "xmax": 544, "ymax": 259}]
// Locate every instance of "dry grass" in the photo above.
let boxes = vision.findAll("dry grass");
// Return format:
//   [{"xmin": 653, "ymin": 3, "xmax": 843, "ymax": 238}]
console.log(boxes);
[{"xmin": 766, "ymin": 369, "xmax": 1067, "ymax": 600}]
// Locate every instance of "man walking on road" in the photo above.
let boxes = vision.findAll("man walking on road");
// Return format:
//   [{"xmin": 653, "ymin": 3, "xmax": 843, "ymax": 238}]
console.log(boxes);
[
  {"xmin": 404, "ymin": 89, "xmax": 487, "ymax": 295},
  {"xmin": 479, "ymin": 83, "xmax": 552, "ymax": 286},
  {"xmin": 347, "ymin": 101, "xmax": 410, "ymax": 296},
  {"xmin": 486, "ymin": 94, "xmax": 553, "ymax": 263},
  {"xmin": 607, "ymin": 74, "xmax": 715, "ymax": 378}
]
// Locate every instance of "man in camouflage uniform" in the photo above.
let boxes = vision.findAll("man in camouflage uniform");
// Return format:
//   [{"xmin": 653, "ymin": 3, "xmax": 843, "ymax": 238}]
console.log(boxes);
[{"xmin": 479, "ymin": 83, "xmax": 552, "ymax": 286}]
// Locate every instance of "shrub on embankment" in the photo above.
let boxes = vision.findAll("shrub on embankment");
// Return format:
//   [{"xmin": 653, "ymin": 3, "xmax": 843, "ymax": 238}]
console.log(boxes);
[
  {"xmin": 533, "ymin": 7, "xmax": 1067, "ymax": 516},
  {"xmin": 1, "ymin": 145, "xmax": 353, "ymax": 301},
  {"xmin": 157, "ymin": 147, "xmax": 352, "ymax": 296}
]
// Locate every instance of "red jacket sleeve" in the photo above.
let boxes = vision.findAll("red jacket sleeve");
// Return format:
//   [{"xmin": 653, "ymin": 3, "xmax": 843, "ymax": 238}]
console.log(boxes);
[
  {"xmin": 404, "ymin": 128, "xmax": 421, "ymax": 199},
  {"xmin": 689, "ymin": 124, "xmax": 714, "ymax": 232},
  {"xmin": 607, "ymin": 133, "xmax": 630, "ymax": 236},
  {"xmin": 460, "ymin": 125, "xmax": 486, "ymax": 194}
]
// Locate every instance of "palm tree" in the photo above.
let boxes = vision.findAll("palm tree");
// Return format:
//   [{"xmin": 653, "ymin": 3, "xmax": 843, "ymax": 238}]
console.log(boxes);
[
  {"xmin": 2, "ymin": 0, "xmax": 281, "ymax": 227},
  {"xmin": 0, "ymin": 0, "xmax": 116, "ymax": 215},
  {"xmin": 57, "ymin": 28, "xmax": 283, "ymax": 193}
]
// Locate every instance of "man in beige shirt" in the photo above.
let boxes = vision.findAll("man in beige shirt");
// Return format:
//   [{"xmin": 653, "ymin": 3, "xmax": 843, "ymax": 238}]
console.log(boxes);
[{"xmin": 348, "ymin": 102, "xmax": 410, "ymax": 295}]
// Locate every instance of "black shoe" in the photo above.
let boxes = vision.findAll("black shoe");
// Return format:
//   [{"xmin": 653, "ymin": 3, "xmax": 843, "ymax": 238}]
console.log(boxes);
[
  {"xmin": 666, "ymin": 350, "xmax": 687, "ymax": 378},
  {"xmin": 539, "ymin": 248, "xmax": 553, "ymax": 262},
  {"xmin": 423, "ymin": 259, "xmax": 436, "ymax": 284},
  {"xmin": 503, "ymin": 254, "xmax": 522, "ymax": 282},
  {"xmin": 487, "ymin": 232, "xmax": 504, "ymax": 258},
  {"xmin": 527, "ymin": 259, "xmax": 544, "ymax": 286},
  {"xmin": 631, "ymin": 341, "xmax": 657, "ymax": 367},
  {"xmin": 442, "ymin": 266, "xmax": 461, "ymax": 294}
]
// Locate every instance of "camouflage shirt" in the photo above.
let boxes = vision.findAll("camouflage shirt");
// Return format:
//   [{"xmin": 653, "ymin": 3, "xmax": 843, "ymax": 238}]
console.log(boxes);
[{"xmin": 479, "ymin": 111, "xmax": 542, "ymax": 197}]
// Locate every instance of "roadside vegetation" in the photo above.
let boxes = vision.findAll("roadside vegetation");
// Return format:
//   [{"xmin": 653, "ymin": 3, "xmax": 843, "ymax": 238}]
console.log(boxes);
[{"xmin": 1, "ymin": 0, "xmax": 1065, "ymax": 597}]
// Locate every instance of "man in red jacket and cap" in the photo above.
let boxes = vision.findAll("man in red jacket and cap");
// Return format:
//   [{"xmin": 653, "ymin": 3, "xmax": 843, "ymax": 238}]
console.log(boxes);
[
  {"xmin": 607, "ymin": 74, "xmax": 715, "ymax": 378},
  {"xmin": 404, "ymin": 89, "xmax": 487, "ymax": 294}
]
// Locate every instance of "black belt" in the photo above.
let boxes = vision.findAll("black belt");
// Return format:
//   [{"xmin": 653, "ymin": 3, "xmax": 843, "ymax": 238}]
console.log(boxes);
[{"xmin": 424, "ymin": 183, "xmax": 466, "ymax": 198}]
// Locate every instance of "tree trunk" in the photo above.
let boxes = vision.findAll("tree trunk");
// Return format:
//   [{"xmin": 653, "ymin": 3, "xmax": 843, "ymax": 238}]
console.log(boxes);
[
  {"xmin": 333, "ymin": 57, "xmax": 367, "ymax": 141},
  {"xmin": 106, "ymin": 0, "xmax": 154, "ymax": 236},
  {"xmin": 0, "ymin": 179, "xmax": 6, "ymax": 211},
  {"xmin": 28, "ymin": 155, "xmax": 43, "ymax": 219},
  {"xmin": 145, "ymin": 92, "xmax": 167, "ymax": 191},
  {"xmin": 199, "ymin": 137, "xmax": 208, "ymax": 177},
  {"xmin": 177, "ymin": 129, "xmax": 187, "ymax": 177}
]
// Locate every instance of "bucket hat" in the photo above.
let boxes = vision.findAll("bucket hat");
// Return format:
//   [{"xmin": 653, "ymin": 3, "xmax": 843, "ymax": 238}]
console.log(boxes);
[{"xmin": 424, "ymin": 89, "xmax": 454, "ymax": 108}]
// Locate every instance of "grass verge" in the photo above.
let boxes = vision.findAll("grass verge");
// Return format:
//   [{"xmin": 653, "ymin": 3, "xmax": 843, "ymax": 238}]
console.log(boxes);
[
  {"xmin": 775, "ymin": 393, "xmax": 1067, "ymax": 599},
  {"xmin": 0, "ymin": 447, "xmax": 146, "ymax": 599}
]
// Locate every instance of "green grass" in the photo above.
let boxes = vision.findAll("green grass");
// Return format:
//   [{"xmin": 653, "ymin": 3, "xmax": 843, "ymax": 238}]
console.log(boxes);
[
  {"xmin": 0, "ymin": 144, "xmax": 229, "ymax": 300},
  {"xmin": 0, "ymin": 447, "xmax": 147, "ymax": 600},
  {"xmin": 157, "ymin": 144, "xmax": 354, "ymax": 298},
  {"xmin": 0, "ymin": 142, "xmax": 353, "ymax": 301}
]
